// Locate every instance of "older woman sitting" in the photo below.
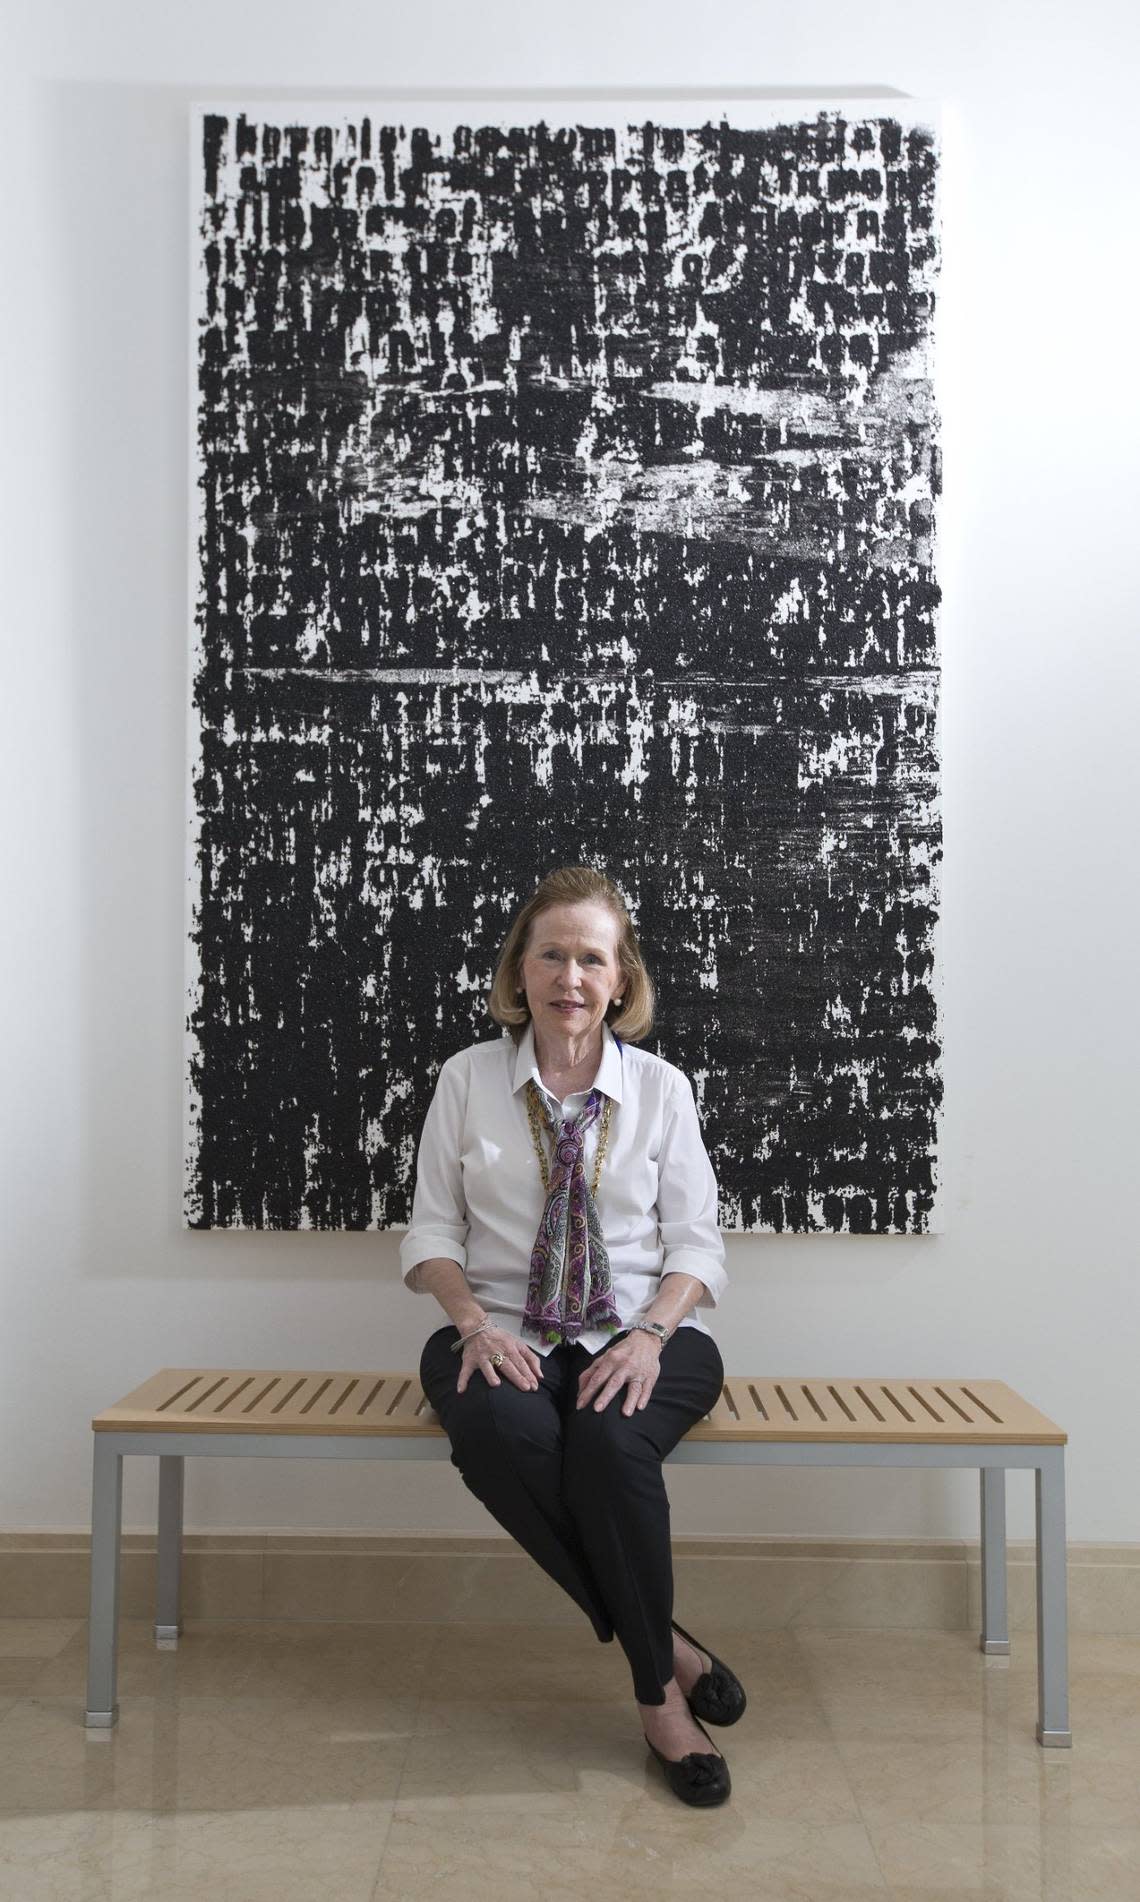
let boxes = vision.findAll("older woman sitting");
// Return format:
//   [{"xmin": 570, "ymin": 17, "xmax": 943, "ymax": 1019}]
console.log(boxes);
[{"xmin": 402, "ymin": 864, "xmax": 745, "ymax": 1806}]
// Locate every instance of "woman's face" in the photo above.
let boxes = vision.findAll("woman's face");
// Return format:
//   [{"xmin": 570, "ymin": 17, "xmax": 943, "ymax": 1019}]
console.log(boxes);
[{"xmin": 518, "ymin": 901, "xmax": 625, "ymax": 1044}]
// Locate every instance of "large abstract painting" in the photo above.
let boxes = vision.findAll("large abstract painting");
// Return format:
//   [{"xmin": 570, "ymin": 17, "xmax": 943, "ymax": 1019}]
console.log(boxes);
[{"xmin": 185, "ymin": 96, "xmax": 942, "ymax": 1235}]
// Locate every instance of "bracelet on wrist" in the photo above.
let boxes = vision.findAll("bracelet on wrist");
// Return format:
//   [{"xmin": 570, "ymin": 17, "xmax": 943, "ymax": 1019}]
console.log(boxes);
[{"xmin": 450, "ymin": 1317, "xmax": 490, "ymax": 1354}]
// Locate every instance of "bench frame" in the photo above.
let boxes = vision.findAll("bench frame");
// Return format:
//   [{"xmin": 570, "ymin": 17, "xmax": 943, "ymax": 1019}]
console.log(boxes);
[{"xmin": 85, "ymin": 1430, "xmax": 1071, "ymax": 1747}]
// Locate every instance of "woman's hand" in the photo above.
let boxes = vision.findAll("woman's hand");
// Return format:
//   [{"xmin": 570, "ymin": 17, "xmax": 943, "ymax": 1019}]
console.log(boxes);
[
  {"xmin": 456, "ymin": 1323, "xmax": 545, "ymax": 1395},
  {"xmin": 575, "ymin": 1330, "xmax": 663, "ymax": 1416}
]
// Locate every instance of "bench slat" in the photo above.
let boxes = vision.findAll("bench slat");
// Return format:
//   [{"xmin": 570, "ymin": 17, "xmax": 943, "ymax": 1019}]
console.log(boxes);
[{"xmin": 92, "ymin": 1370, "xmax": 1065, "ymax": 1444}]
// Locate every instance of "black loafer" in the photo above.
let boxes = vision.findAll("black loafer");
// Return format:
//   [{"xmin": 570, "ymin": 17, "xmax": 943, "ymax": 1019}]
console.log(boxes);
[
  {"xmin": 644, "ymin": 1708, "xmax": 731, "ymax": 1806},
  {"xmin": 671, "ymin": 1617, "xmax": 748, "ymax": 1726}
]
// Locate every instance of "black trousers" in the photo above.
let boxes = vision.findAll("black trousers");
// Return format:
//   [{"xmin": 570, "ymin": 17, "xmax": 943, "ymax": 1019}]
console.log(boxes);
[{"xmin": 419, "ymin": 1322, "xmax": 725, "ymax": 1704}]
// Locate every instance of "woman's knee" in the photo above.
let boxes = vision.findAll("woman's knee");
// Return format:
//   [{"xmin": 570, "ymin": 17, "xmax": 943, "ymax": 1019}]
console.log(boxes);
[
  {"xmin": 447, "ymin": 1377, "xmax": 566, "ymax": 1472},
  {"xmin": 562, "ymin": 1404, "xmax": 660, "ymax": 1496}
]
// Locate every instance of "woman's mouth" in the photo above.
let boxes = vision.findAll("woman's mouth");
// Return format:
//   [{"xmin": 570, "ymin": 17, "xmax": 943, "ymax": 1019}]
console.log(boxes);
[{"xmin": 552, "ymin": 1002, "xmax": 583, "ymax": 1012}]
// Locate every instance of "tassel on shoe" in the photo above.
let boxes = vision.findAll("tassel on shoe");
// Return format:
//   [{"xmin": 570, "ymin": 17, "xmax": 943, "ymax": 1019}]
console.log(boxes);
[{"xmin": 671, "ymin": 1616, "xmax": 748, "ymax": 1726}]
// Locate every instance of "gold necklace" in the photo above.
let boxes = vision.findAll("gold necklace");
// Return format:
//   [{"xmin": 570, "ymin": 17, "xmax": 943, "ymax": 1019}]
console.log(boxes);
[{"xmin": 525, "ymin": 1079, "xmax": 613, "ymax": 1199}]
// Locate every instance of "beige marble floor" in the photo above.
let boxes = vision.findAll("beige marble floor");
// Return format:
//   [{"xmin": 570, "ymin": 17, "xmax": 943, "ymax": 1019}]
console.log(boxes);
[{"xmin": 0, "ymin": 1616, "xmax": 1136, "ymax": 1900}]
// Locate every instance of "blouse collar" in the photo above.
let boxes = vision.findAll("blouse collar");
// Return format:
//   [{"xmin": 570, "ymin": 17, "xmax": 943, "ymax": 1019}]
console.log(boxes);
[{"xmin": 511, "ymin": 1016, "xmax": 624, "ymax": 1105}]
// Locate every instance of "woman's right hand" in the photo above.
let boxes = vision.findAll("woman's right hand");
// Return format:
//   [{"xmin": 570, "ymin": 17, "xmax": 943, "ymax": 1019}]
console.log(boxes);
[{"xmin": 456, "ymin": 1323, "xmax": 545, "ymax": 1394}]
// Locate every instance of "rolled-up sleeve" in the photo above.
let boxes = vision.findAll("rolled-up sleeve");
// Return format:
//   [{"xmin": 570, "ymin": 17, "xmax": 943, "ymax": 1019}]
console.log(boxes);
[
  {"xmin": 655, "ymin": 1070, "xmax": 727, "ymax": 1307},
  {"xmin": 399, "ymin": 1057, "xmax": 469, "ymax": 1286}
]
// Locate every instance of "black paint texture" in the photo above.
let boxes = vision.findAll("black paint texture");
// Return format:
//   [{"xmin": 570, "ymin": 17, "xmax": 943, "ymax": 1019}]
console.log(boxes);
[{"xmin": 187, "ymin": 109, "xmax": 942, "ymax": 1234}]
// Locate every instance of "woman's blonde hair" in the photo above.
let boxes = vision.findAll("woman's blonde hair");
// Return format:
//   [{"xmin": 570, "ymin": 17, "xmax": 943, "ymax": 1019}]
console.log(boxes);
[{"xmin": 488, "ymin": 865, "xmax": 655, "ymax": 1044}]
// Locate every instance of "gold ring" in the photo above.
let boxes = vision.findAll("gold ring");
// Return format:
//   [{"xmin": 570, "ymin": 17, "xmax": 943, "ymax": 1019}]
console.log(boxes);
[{"xmin": 490, "ymin": 1352, "xmax": 505, "ymax": 1368}]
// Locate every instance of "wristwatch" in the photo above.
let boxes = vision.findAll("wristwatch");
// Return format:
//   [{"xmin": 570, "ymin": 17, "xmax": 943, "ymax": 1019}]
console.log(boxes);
[{"xmin": 628, "ymin": 1319, "xmax": 670, "ymax": 1347}]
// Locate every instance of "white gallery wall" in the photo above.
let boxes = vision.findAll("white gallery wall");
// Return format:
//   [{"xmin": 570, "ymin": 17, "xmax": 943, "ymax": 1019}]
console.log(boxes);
[{"xmin": 2, "ymin": 0, "xmax": 1137, "ymax": 1543}]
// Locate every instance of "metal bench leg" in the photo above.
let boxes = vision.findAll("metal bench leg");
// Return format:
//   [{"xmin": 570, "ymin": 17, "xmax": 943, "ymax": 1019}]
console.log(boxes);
[
  {"xmin": 85, "ymin": 1436, "xmax": 123, "ymax": 1728},
  {"xmin": 1035, "ymin": 1446, "xmax": 1072, "ymax": 1746},
  {"xmin": 155, "ymin": 1455, "xmax": 185, "ymax": 1643},
  {"xmin": 979, "ymin": 1466, "xmax": 1009, "ymax": 1654}
]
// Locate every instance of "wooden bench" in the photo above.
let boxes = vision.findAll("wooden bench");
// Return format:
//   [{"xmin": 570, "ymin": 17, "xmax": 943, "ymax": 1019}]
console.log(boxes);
[{"xmin": 86, "ymin": 1369, "xmax": 1071, "ymax": 1746}]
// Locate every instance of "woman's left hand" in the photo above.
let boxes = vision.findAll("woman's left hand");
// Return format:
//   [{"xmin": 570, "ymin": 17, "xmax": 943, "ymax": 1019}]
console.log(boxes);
[{"xmin": 576, "ymin": 1330, "xmax": 664, "ymax": 1416}]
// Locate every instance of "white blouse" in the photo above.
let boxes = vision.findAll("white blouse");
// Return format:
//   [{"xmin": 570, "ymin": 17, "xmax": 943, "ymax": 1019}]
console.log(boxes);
[{"xmin": 399, "ymin": 1019, "xmax": 727, "ymax": 1355}]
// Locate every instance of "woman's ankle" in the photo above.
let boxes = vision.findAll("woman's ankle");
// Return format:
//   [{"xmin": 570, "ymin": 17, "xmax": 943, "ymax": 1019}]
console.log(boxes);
[{"xmin": 637, "ymin": 1675, "xmax": 684, "ymax": 1711}]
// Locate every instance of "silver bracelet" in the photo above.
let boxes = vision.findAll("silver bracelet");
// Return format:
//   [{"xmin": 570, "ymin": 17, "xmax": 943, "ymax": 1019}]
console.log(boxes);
[{"xmin": 450, "ymin": 1317, "xmax": 490, "ymax": 1355}]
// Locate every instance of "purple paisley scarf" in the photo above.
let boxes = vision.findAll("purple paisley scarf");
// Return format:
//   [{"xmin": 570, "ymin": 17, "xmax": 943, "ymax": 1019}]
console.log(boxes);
[{"xmin": 522, "ymin": 1088, "xmax": 624, "ymax": 1348}]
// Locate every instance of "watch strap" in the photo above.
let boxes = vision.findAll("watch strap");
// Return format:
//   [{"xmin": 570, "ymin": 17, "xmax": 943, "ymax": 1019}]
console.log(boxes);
[{"xmin": 629, "ymin": 1319, "xmax": 670, "ymax": 1345}]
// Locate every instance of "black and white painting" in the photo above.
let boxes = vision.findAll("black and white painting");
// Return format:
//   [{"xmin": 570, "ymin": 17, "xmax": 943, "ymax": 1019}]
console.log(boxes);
[{"xmin": 185, "ymin": 96, "xmax": 942, "ymax": 1234}]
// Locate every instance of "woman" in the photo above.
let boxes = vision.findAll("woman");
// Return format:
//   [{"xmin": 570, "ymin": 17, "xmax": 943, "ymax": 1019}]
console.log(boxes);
[{"xmin": 402, "ymin": 864, "xmax": 745, "ymax": 1806}]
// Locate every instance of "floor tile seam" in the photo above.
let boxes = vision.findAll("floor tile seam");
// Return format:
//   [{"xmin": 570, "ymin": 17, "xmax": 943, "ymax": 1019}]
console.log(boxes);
[
  {"xmin": 795, "ymin": 1628, "xmax": 928, "ymax": 1879},
  {"xmin": 22, "ymin": 1655, "xmax": 65, "ymax": 1700},
  {"xmin": 793, "ymin": 1628, "xmax": 892, "ymax": 1886},
  {"xmin": 786, "ymin": 1623, "xmax": 892, "ymax": 1703},
  {"xmin": 776, "ymin": 1550, "xmax": 902, "ymax": 1630},
  {"xmin": 389, "ymin": 1626, "xmax": 450, "ymax": 1811},
  {"xmin": 2, "ymin": 1795, "xmax": 207, "ymax": 1824},
  {"xmin": 368, "ymin": 1851, "xmax": 395, "ymax": 1902},
  {"xmin": 814, "ymin": 1711, "xmax": 897, "ymax": 1890},
  {"xmin": 865, "ymin": 1818, "xmax": 1140, "ymax": 1844},
  {"xmin": 360, "ymin": 1786, "xmax": 400, "ymax": 1890}
]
